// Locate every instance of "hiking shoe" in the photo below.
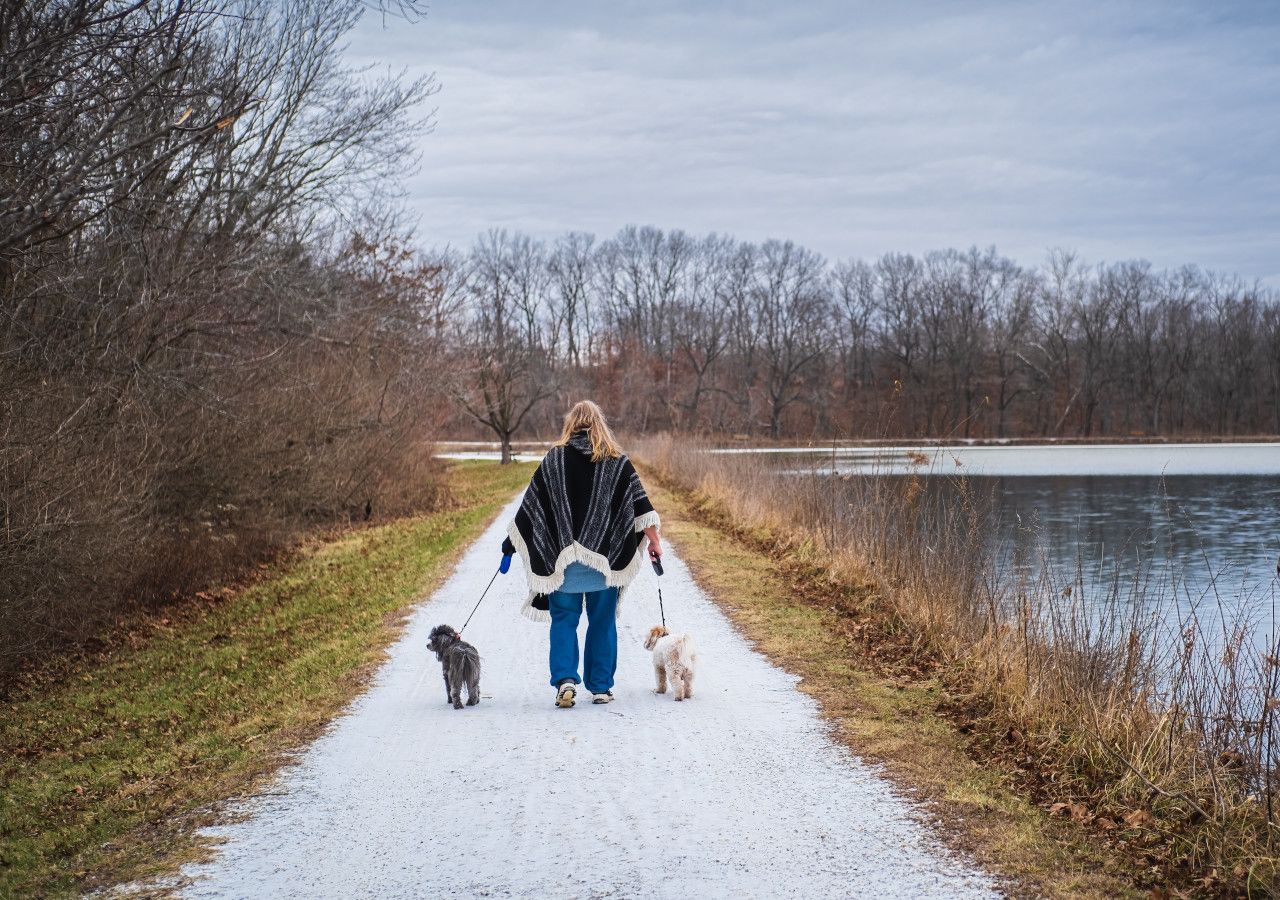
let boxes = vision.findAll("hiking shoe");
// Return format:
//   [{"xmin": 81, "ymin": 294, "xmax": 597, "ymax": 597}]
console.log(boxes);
[
  {"xmin": 591, "ymin": 691, "xmax": 614, "ymax": 704},
  {"xmin": 555, "ymin": 682, "xmax": 577, "ymax": 708}
]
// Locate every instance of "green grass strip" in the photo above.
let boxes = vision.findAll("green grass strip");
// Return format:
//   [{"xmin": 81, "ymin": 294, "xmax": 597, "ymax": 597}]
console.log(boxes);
[{"xmin": 0, "ymin": 460, "xmax": 534, "ymax": 898}]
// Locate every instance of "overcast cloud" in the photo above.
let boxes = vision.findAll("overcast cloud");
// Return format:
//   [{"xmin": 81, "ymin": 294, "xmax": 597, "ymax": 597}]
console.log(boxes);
[{"xmin": 346, "ymin": 0, "xmax": 1280, "ymax": 283}]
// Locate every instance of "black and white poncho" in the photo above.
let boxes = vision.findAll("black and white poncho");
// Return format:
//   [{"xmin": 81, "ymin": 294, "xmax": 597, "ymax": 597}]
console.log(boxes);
[{"xmin": 505, "ymin": 431, "xmax": 660, "ymax": 621}]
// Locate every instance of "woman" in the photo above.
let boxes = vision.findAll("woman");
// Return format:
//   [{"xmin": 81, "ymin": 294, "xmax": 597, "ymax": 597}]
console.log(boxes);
[{"xmin": 500, "ymin": 401, "xmax": 662, "ymax": 708}]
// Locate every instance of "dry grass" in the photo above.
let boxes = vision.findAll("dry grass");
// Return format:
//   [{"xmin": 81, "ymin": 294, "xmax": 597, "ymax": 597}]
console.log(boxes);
[
  {"xmin": 633, "ymin": 434, "xmax": 1279, "ymax": 897},
  {"xmin": 645, "ymin": 474, "xmax": 1137, "ymax": 897}
]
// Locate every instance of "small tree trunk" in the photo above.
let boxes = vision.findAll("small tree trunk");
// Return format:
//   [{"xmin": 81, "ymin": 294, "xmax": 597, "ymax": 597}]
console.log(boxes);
[{"xmin": 500, "ymin": 433, "xmax": 513, "ymax": 464}]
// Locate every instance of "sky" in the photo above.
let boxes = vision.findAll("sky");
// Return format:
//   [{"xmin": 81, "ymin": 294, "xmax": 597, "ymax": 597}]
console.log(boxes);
[{"xmin": 345, "ymin": 0, "xmax": 1280, "ymax": 284}]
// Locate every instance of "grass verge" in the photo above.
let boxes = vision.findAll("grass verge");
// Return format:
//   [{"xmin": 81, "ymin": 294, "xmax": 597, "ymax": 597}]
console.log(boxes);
[
  {"xmin": 642, "ymin": 471, "xmax": 1142, "ymax": 899},
  {"xmin": 0, "ymin": 460, "xmax": 533, "ymax": 898}
]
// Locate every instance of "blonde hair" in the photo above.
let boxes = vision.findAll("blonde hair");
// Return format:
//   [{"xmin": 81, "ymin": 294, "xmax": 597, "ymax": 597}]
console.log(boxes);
[{"xmin": 555, "ymin": 400, "xmax": 622, "ymax": 461}]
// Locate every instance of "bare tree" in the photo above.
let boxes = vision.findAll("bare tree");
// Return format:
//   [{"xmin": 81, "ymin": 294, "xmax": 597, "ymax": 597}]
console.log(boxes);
[
  {"xmin": 830, "ymin": 258, "xmax": 878, "ymax": 430},
  {"xmin": 454, "ymin": 231, "xmax": 557, "ymax": 463},
  {"xmin": 672, "ymin": 235, "xmax": 734, "ymax": 427},
  {"xmin": 547, "ymin": 232, "xmax": 596, "ymax": 368},
  {"xmin": 989, "ymin": 269, "xmax": 1037, "ymax": 437},
  {"xmin": 1, "ymin": 0, "xmax": 440, "ymax": 672},
  {"xmin": 1202, "ymin": 276, "xmax": 1263, "ymax": 435},
  {"xmin": 755, "ymin": 240, "xmax": 829, "ymax": 438},
  {"xmin": 874, "ymin": 252, "xmax": 925, "ymax": 428},
  {"xmin": 1264, "ymin": 302, "xmax": 1280, "ymax": 434}
]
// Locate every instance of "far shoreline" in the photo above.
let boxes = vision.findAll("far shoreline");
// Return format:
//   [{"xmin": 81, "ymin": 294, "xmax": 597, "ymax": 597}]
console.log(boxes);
[{"xmin": 437, "ymin": 434, "xmax": 1280, "ymax": 450}]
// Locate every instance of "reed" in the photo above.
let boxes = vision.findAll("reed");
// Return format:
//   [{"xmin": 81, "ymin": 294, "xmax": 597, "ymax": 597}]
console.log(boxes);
[{"xmin": 633, "ymin": 433, "xmax": 1279, "ymax": 895}]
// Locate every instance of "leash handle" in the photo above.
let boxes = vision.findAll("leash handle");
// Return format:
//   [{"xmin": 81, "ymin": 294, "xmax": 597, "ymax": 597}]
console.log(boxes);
[{"xmin": 459, "ymin": 568, "xmax": 500, "ymax": 635}]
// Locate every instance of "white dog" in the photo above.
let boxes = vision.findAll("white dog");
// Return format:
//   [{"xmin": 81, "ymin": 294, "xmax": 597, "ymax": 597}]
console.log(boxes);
[{"xmin": 644, "ymin": 625, "xmax": 697, "ymax": 701}]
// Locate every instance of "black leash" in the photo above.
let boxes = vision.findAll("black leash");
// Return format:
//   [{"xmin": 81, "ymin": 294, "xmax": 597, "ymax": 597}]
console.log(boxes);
[
  {"xmin": 651, "ymin": 556, "xmax": 666, "ymax": 629},
  {"xmin": 459, "ymin": 568, "xmax": 500, "ymax": 635}
]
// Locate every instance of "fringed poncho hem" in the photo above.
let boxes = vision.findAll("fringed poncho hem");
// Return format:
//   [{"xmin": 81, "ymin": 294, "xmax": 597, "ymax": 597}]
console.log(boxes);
[{"xmin": 508, "ymin": 512, "xmax": 660, "ymax": 622}]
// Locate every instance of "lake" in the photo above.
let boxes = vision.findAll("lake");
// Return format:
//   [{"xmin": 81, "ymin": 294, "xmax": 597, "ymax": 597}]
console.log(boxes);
[{"xmin": 731, "ymin": 442, "xmax": 1280, "ymax": 653}]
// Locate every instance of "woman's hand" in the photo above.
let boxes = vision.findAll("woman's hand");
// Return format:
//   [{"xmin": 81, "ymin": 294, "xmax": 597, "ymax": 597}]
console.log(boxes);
[
  {"xmin": 500, "ymin": 536, "xmax": 515, "ymax": 574},
  {"xmin": 644, "ymin": 525, "xmax": 662, "ymax": 562}
]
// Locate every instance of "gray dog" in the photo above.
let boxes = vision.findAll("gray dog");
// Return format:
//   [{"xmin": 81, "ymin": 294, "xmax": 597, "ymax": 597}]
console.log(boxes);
[{"xmin": 427, "ymin": 625, "xmax": 481, "ymax": 710}]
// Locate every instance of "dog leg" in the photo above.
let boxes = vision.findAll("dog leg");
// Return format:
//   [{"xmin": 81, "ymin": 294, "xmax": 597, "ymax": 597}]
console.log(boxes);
[
  {"xmin": 465, "ymin": 668, "xmax": 480, "ymax": 706},
  {"xmin": 447, "ymin": 663, "xmax": 464, "ymax": 710},
  {"xmin": 673, "ymin": 666, "xmax": 686, "ymax": 701},
  {"xmin": 442, "ymin": 670, "xmax": 452, "ymax": 705},
  {"xmin": 654, "ymin": 664, "xmax": 667, "ymax": 694},
  {"xmin": 683, "ymin": 669, "xmax": 694, "ymax": 700}
]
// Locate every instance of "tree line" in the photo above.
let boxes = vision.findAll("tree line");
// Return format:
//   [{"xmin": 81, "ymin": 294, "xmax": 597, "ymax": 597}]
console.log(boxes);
[
  {"xmin": 449, "ymin": 228, "xmax": 1280, "ymax": 455},
  {"xmin": 5, "ymin": 1, "xmax": 1277, "ymax": 672},
  {"xmin": 1, "ymin": 0, "xmax": 444, "ymax": 672}
]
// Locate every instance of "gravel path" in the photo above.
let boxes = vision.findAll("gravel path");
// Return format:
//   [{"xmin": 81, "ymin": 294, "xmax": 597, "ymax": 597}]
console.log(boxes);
[{"xmin": 179, "ymin": 494, "xmax": 999, "ymax": 899}]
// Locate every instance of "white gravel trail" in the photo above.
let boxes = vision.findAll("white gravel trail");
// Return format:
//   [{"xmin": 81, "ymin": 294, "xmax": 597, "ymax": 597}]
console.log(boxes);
[{"xmin": 179, "ymin": 495, "xmax": 999, "ymax": 899}]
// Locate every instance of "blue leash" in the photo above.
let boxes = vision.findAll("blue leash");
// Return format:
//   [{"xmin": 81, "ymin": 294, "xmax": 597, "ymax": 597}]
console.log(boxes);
[{"xmin": 459, "ymin": 568, "xmax": 500, "ymax": 635}]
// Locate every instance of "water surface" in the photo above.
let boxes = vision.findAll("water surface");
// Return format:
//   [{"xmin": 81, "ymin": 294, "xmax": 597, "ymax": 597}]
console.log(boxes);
[
  {"xmin": 756, "ymin": 442, "xmax": 1280, "ymax": 651},
  {"xmin": 722, "ymin": 441, "xmax": 1280, "ymax": 477}
]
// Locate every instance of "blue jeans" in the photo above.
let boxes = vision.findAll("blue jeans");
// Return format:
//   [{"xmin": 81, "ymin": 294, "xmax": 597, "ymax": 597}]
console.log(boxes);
[{"xmin": 548, "ymin": 588, "xmax": 619, "ymax": 694}]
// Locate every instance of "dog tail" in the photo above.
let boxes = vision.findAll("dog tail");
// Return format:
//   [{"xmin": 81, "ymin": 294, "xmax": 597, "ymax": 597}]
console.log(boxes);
[
  {"xmin": 462, "ymin": 644, "xmax": 481, "ymax": 680},
  {"xmin": 673, "ymin": 634, "xmax": 696, "ymax": 670}
]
